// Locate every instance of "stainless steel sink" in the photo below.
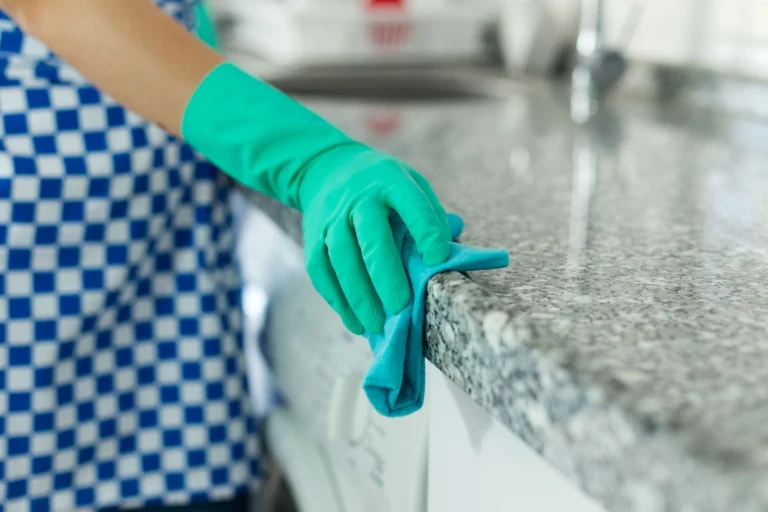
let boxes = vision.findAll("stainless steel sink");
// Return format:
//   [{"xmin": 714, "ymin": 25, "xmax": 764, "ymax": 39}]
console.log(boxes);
[
  {"xmin": 263, "ymin": 66, "xmax": 530, "ymax": 101},
  {"xmin": 225, "ymin": 48, "xmax": 541, "ymax": 101}
]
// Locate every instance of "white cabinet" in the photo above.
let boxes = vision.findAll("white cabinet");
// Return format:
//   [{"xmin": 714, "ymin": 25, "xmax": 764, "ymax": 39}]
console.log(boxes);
[{"xmin": 426, "ymin": 363, "xmax": 606, "ymax": 512}]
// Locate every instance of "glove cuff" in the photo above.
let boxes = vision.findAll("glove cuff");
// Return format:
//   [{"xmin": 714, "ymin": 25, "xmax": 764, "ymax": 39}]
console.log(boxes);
[{"xmin": 181, "ymin": 62, "xmax": 354, "ymax": 209}]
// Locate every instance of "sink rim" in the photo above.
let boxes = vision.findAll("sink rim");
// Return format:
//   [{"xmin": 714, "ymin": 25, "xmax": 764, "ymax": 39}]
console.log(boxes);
[{"xmin": 263, "ymin": 66, "xmax": 537, "ymax": 101}]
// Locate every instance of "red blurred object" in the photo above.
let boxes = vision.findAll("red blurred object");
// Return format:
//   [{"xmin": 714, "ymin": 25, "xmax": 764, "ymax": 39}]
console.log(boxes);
[
  {"xmin": 367, "ymin": 0, "xmax": 404, "ymax": 8},
  {"xmin": 368, "ymin": 21, "xmax": 411, "ymax": 48},
  {"xmin": 366, "ymin": 110, "xmax": 402, "ymax": 136}
]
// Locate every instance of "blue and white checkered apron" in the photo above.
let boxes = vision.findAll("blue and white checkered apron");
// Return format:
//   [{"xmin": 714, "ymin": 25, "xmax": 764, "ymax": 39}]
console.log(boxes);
[{"xmin": 0, "ymin": 2, "xmax": 261, "ymax": 510}]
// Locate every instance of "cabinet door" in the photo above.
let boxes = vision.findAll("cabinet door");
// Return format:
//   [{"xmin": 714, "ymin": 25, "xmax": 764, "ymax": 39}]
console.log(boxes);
[{"xmin": 426, "ymin": 364, "xmax": 605, "ymax": 512}]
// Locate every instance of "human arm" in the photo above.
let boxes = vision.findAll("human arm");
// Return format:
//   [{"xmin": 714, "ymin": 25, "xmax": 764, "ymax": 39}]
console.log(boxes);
[
  {"xmin": 2, "ymin": 0, "xmax": 451, "ymax": 334},
  {"xmin": 3, "ymin": 0, "xmax": 222, "ymax": 135}
]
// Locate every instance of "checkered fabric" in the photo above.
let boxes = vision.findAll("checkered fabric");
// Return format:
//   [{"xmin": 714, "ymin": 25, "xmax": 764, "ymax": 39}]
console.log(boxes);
[{"xmin": 0, "ymin": 3, "xmax": 261, "ymax": 511}]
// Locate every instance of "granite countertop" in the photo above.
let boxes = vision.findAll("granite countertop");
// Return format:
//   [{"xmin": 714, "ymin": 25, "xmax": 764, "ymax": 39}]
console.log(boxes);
[{"xmin": 246, "ymin": 78, "xmax": 768, "ymax": 511}]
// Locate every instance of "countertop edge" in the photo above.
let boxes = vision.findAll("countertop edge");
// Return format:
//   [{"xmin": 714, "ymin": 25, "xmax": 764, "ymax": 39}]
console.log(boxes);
[{"xmin": 423, "ymin": 271, "xmax": 765, "ymax": 511}]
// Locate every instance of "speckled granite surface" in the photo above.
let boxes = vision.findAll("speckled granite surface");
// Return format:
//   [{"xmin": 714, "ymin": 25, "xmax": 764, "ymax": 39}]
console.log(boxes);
[{"xmin": 246, "ymin": 83, "xmax": 768, "ymax": 511}]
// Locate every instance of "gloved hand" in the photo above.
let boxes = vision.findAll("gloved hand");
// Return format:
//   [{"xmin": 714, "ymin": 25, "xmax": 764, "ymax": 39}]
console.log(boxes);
[
  {"xmin": 182, "ymin": 63, "xmax": 450, "ymax": 334},
  {"xmin": 298, "ymin": 144, "xmax": 450, "ymax": 334}
]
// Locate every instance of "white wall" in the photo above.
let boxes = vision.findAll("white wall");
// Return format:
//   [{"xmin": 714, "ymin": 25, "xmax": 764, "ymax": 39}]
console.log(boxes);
[{"xmin": 605, "ymin": 0, "xmax": 768, "ymax": 79}]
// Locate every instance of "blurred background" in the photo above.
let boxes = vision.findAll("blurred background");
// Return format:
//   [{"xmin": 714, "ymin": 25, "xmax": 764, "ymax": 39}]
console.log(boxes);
[
  {"xmin": 205, "ymin": 0, "xmax": 768, "ymax": 85},
  {"xmin": 201, "ymin": 0, "xmax": 768, "ymax": 123}
]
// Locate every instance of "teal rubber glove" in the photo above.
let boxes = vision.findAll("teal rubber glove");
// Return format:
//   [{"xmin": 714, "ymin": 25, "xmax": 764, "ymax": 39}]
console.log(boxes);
[
  {"xmin": 194, "ymin": 1, "xmax": 220, "ymax": 50},
  {"xmin": 182, "ymin": 63, "xmax": 450, "ymax": 334}
]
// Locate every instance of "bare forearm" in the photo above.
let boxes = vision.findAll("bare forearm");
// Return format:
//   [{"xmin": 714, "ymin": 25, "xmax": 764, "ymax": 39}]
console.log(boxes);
[{"xmin": 5, "ymin": 0, "xmax": 224, "ymax": 135}]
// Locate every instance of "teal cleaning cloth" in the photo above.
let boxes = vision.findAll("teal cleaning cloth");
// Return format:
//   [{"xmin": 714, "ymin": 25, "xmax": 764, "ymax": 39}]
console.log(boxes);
[{"xmin": 363, "ymin": 214, "xmax": 509, "ymax": 417}]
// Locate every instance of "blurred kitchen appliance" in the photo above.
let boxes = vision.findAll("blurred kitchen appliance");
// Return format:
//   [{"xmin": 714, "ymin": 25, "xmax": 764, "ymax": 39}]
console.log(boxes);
[{"xmin": 224, "ymin": 0, "xmax": 499, "ymax": 66}]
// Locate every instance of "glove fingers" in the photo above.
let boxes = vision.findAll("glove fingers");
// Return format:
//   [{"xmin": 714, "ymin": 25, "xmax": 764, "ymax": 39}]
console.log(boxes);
[
  {"xmin": 407, "ymin": 170, "xmax": 451, "ymax": 241},
  {"xmin": 305, "ymin": 242, "xmax": 365, "ymax": 335},
  {"xmin": 384, "ymin": 178, "xmax": 450, "ymax": 267},
  {"xmin": 326, "ymin": 222, "xmax": 387, "ymax": 334},
  {"xmin": 351, "ymin": 203, "xmax": 412, "ymax": 315}
]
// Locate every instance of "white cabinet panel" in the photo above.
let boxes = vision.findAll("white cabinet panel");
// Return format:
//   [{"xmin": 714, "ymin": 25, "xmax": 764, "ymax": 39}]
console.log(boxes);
[{"xmin": 427, "ymin": 363, "xmax": 606, "ymax": 512}]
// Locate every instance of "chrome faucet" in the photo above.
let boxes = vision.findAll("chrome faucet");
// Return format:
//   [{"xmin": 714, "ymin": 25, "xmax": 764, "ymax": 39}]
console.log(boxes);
[
  {"xmin": 576, "ymin": 0, "xmax": 606, "ymax": 68},
  {"xmin": 570, "ymin": 0, "xmax": 628, "ymax": 122}
]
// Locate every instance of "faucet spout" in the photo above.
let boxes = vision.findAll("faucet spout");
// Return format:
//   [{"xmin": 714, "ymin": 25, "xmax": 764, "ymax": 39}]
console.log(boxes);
[
  {"xmin": 576, "ymin": 0, "xmax": 605, "ymax": 63},
  {"xmin": 571, "ymin": 0, "xmax": 626, "ymax": 123}
]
